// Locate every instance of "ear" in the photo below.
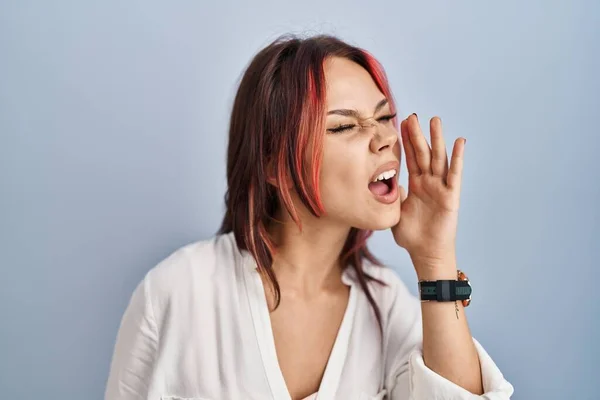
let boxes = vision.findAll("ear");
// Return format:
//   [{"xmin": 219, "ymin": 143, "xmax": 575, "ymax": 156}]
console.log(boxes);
[
  {"xmin": 265, "ymin": 157, "xmax": 293, "ymax": 189},
  {"xmin": 265, "ymin": 157, "xmax": 278, "ymax": 187}
]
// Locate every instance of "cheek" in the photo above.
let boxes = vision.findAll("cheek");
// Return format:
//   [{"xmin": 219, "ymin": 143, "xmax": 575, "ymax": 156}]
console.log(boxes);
[
  {"xmin": 393, "ymin": 140, "xmax": 401, "ymax": 160},
  {"xmin": 318, "ymin": 140, "xmax": 368, "ymax": 203}
]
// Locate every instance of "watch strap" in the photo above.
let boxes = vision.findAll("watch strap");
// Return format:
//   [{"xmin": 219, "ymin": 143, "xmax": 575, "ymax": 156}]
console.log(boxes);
[{"xmin": 418, "ymin": 280, "xmax": 472, "ymax": 302}]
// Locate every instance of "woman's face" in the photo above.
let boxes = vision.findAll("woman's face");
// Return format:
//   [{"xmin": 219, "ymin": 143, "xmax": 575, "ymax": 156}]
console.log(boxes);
[{"xmin": 319, "ymin": 56, "xmax": 402, "ymax": 230}]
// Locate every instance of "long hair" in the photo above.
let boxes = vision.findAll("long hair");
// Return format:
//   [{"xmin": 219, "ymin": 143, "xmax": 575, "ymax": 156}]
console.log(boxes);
[{"xmin": 218, "ymin": 34, "xmax": 399, "ymax": 329}]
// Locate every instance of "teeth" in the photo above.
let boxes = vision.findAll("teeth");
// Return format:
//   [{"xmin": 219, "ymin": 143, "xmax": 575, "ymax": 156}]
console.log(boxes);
[{"xmin": 373, "ymin": 169, "xmax": 397, "ymax": 182}]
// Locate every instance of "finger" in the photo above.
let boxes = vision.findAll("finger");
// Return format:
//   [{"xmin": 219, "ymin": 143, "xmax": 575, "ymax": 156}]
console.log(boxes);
[
  {"xmin": 407, "ymin": 114, "xmax": 432, "ymax": 174},
  {"xmin": 400, "ymin": 118, "xmax": 421, "ymax": 175},
  {"xmin": 430, "ymin": 117, "xmax": 449, "ymax": 180},
  {"xmin": 447, "ymin": 138, "xmax": 466, "ymax": 192}
]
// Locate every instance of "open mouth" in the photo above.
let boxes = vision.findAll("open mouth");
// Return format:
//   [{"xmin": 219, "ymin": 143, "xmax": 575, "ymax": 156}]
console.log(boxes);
[{"xmin": 368, "ymin": 169, "xmax": 397, "ymax": 196}]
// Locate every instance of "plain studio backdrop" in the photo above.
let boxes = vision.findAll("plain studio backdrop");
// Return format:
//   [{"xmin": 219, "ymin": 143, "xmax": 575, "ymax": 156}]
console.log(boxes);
[{"xmin": 1, "ymin": 1, "xmax": 598, "ymax": 399}]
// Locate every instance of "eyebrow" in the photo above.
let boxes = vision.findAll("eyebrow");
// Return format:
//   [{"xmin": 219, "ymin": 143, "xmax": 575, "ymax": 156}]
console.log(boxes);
[{"xmin": 326, "ymin": 98, "xmax": 389, "ymax": 118}]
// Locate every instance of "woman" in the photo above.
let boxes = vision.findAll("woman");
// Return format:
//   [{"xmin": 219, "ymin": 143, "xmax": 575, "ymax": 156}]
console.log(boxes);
[{"xmin": 105, "ymin": 34, "xmax": 514, "ymax": 399}]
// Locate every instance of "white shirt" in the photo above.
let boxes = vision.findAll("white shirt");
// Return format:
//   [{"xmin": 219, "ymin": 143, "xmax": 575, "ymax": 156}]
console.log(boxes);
[{"xmin": 105, "ymin": 232, "xmax": 514, "ymax": 400}]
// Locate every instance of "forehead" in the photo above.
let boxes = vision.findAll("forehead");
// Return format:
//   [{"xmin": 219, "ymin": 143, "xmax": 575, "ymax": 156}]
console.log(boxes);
[{"xmin": 323, "ymin": 57, "xmax": 386, "ymax": 112}]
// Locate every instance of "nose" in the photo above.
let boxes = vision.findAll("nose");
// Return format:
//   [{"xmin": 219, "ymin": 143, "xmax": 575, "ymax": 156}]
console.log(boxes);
[{"xmin": 366, "ymin": 119, "xmax": 398, "ymax": 153}]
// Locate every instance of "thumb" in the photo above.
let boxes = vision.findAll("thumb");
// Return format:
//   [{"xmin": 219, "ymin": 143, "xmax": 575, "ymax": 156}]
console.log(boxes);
[{"xmin": 398, "ymin": 184, "xmax": 408, "ymax": 203}]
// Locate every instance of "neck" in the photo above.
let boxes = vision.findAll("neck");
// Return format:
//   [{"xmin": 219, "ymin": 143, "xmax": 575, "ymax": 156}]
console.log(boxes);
[{"xmin": 266, "ymin": 205, "xmax": 351, "ymax": 296}]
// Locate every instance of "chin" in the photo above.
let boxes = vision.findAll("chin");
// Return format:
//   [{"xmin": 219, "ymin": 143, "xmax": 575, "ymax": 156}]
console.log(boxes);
[{"xmin": 358, "ymin": 206, "xmax": 401, "ymax": 231}]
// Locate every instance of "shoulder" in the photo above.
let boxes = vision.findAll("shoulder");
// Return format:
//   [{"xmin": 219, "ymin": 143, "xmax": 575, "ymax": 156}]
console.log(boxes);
[
  {"xmin": 356, "ymin": 261, "xmax": 422, "ymax": 332},
  {"xmin": 360, "ymin": 261, "xmax": 417, "ymax": 307},
  {"xmin": 141, "ymin": 232, "xmax": 243, "ymax": 309},
  {"xmin": 360, "ymin": 261, "xmax": 423, "ymax": 359}
]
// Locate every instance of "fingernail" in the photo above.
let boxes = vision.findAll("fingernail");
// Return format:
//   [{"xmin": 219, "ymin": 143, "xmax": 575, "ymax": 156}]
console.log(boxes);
[{"xmin": 412, "ymin": 113, "xmax": 418, "ymax": 120}]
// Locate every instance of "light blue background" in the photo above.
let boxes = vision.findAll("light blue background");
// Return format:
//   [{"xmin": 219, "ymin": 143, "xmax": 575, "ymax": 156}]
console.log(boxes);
[{"xmin": 1, "ymin": 1, "xmax": 598, "ymax": 399}]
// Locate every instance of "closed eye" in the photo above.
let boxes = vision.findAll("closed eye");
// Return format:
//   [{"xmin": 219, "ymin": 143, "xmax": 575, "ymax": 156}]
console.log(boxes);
[
  {"xmin": 377, "ymin": 112, "xmax": 397, "ymax": 123},
  {"xmin": 327, "ymin": 124, "xmax": 356, "ymax": 134},
  {"xmin": 326, "ymin": 113, "xmax": 397, "ymax": 134}
]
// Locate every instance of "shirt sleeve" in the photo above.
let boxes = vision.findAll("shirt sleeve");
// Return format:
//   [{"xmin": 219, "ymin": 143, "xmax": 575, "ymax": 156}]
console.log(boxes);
[
  {"xmin": 383, "ymin": 275, "xmax": 514, "ymax": 400},
  {"xmin": 104, "ymin": 276, "xmax": 159, "ymax": 400},
  {"xmin": 404, "ymin": 337, "xmax": 515, "ymax": 399}
]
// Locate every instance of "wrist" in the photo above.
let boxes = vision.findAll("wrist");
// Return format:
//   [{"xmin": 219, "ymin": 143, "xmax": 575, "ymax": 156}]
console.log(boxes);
[{"xmin": 411, "ymin": 254, "xmax": 457, "ymax": 281}]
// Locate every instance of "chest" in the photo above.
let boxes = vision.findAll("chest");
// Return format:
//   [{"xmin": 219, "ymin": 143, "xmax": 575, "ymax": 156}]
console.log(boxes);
[
  {"xmin": 151, "ymin": 270, "xmax": 386, "ymax": 400},
  {"xmin": 269, "ymin": 290, "xmax": 349, "ymax": 400}
]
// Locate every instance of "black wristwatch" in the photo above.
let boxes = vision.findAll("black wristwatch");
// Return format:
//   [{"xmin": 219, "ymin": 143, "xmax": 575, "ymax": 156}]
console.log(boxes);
[{"xmin": 418, "ymin": 270, "xmax": 472, "ymax": 307}]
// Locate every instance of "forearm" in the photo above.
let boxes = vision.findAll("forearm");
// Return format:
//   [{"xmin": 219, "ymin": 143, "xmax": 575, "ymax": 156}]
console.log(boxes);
[{"xmin": 413, "ymin": 255, "xmax": 484, "ymax": 395}]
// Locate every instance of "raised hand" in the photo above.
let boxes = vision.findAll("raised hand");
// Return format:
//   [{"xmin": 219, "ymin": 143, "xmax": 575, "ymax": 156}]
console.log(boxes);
[{"xmin": 392, "ymin": 114, "xmax": 466, "ymax": 279}]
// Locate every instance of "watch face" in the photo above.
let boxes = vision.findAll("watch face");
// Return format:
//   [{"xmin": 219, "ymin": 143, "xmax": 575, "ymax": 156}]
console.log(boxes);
[{"xmin": 465, "ymin": 281, "xmax": 472, "ymax": 307}]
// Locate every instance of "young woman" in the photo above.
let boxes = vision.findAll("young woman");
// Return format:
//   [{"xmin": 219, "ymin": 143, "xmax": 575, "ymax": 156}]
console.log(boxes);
[{"xmin": 105, "ymin": 34, "xmax": 514, "ymax": 400}]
